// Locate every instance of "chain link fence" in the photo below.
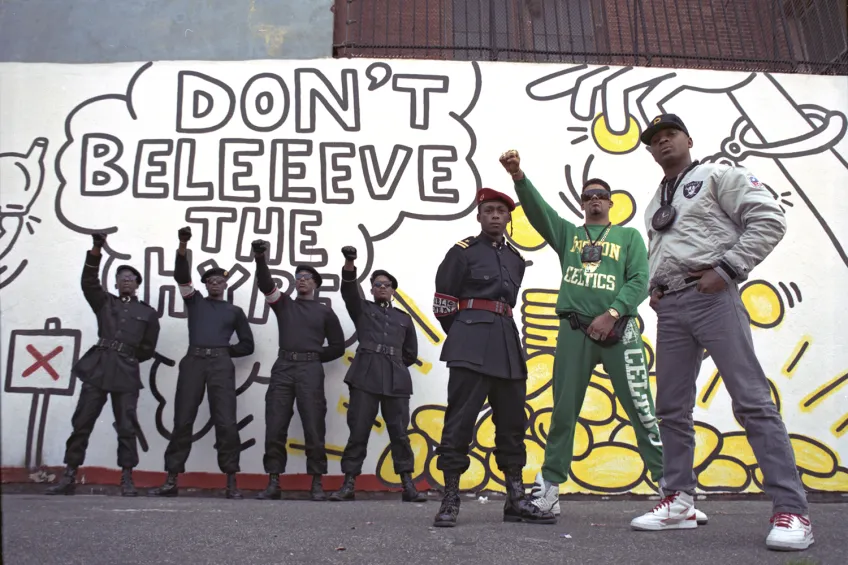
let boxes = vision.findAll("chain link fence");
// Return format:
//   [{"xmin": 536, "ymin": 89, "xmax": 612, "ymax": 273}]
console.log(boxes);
[{"xmin": 332, "ymin": 0, "xmax": 848, "ymax": 75}]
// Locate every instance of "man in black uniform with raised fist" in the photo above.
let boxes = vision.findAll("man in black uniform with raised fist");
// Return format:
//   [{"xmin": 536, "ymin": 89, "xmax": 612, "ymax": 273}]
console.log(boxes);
[
  {"xmin": 148, "ymin": 226, "xmax": 254, "ymax": 499},
  {"xmin": 46, "ymin": 233, "xmax": 160, "ymax": 497},
  {"xmin": 431, "ymin": 188, "xmax": 556, "ymax": 527},
  {"xmin": 251, "ymin": 239, "xmax": 345, "ymax": 501},
  {"xmin": 329, "ymin": 246, "xmax": 426, "ymax": 503}
]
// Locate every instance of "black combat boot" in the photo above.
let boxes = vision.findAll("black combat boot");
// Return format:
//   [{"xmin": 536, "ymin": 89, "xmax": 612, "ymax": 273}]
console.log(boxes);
[
  {"xmin": 433, "ymin": 473, "xmax": 461, "ymax": 527},
  {"xmin": 329, "ymin": 473, "xmax": 356, "ymax": 501},
  {"xmin": 310, "ymin": 475, "xmax": 327, "ymax": 501},
  {"xmin": 400, "ymin": 472, "xmax": 427, "ymax": 502},
  {"xmin": 147, "ymin": 472, "xmax": 179, "ymax": 497},
  {"xmin": 503, "ymin": 469, "xmax": 556, "ymax": 524},
  {"xmin": 45, "ymin": 466, "xmax": 77, "ymax": 496},
  {"xmin": 120, "ymin": 468, "xmax": 138, "ymax": 497},
  {"xmin": 256, "ymin": 473, "xmax": 281, "ymax": 500},
  {"xmin": 225, "ymin": 473, "xmax": 243, "ymax": 499}
]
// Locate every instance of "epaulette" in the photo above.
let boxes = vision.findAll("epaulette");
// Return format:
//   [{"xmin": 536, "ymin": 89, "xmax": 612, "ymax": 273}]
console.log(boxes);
[
  {"xmin": 506, "ymin": 241, "xmax": 524, "ymax": 261},
  {"xmin": 454, "ymin": 236, "xmax": 477, "ymax": 250}
]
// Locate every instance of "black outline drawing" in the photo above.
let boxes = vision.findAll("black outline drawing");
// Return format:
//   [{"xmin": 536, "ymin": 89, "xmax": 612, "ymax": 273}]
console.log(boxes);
[
  {"xmin": 0, "ymin": 137, "xmax": 49, "ymax": 289},
  {"xmin": 4, "ymin": 318, "xmax": 81, "ymax": 468}
]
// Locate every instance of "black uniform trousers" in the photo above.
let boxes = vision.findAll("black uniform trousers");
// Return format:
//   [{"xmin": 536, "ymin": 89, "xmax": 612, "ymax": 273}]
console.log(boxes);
[
  {"xmin": 436, "ymin": 367, "xmax": 527, "ymax": 473},
  {"xmin": 263, "ymin": 360, "xmax": 328, "ymax": 475},
  {"xmin": 340, "ymin": 386, "xmax": 415, "ymax": 476},
  {"xmin": 164, "ymin": 352, "xmax": 240, "ymax": 474},
  {"xmin": 64, "ymin": 382, "xmax": 139, "ymax": 469}
]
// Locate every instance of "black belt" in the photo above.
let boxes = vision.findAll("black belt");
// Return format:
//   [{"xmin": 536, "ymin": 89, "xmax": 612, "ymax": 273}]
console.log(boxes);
[
  {"xmin": 96, "ymin": 338, "xmax": 136, "ymax": 357},
  {"xmin": 188, "ymin": 346, "xmax": 230, "ymax": 358},
  {"xmin": 278, "ymin": 350, "xmax": 321, "ymax": 362},
  {"xmin": 359, "ymin": 341, "xmax": 400, "ymax": 357}
]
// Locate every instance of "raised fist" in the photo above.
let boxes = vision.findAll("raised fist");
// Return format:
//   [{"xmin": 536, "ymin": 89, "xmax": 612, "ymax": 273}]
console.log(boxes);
[
  {"xmin": 341, "ymin": 246, "xmax": 357, "ymax": 260},
  {"xmin": 92, "ymin": 233, "xmax": 107, "ymax": 248},
  {"xmin": 499, "ymin": 149, "xmax": 521, "ymax": 176},
  {"xmin": 252, "ymin": 239, "xmax": 269, "ymax": 254},
  {"xmin": 178, "ymin": 226, "xmax": 192, "ymax": 242}
]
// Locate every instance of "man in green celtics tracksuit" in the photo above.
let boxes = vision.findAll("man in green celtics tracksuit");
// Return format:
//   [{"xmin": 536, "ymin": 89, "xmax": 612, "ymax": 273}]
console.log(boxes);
[{"xmin": 499, "ymin": 149, "xmax": 707, "ymax": 526}]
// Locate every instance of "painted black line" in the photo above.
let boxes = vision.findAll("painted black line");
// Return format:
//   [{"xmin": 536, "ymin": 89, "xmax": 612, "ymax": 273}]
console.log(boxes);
[
  {"xmin": 785, "ymin": 340, "xmax": 809, "ymax": 374},
  {"xmin": 802, "ymin": 372, "xmax": 848, "ymax": 409}
]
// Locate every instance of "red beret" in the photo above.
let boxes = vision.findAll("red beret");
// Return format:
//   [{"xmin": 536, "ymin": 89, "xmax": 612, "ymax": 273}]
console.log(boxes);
[{"xmin": 476, "ymin": 188, "xmax": 516, "ymax": 211}]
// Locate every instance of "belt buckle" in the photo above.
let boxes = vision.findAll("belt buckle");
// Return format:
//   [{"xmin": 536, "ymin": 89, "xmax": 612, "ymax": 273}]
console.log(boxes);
[
  {"xmin": 494, "ymin": 302, "xmax": 503, "ymax": 314},
  {"xmin": 204, "ymin": 348, "xmax": 212, "ymax": 356}
]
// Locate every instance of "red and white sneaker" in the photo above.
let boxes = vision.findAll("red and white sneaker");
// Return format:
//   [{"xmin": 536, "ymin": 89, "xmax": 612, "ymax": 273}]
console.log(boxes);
[
  {"xmin": 765, "ymin": 512, "xmax": 814, "ymax": 551},
  {"xmin": 631, "ymin": 491, "xmax": 698, "ymax": 531}
]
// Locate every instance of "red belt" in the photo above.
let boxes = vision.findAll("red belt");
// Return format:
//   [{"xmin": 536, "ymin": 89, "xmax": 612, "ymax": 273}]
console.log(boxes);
[{"xmin": 458, "ymin": 298, "xmax": 513, "ymax": 317}]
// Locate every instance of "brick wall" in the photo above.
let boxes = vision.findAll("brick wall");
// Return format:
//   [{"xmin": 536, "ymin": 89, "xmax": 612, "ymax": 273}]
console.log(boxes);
[{"xmin": 333, "ymin": 0, "xmax": 845, "ymax": 74}]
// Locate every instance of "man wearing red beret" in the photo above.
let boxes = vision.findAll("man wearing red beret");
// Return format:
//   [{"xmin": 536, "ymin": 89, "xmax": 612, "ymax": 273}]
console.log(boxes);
[{"xmin": 431, "ymin": 187, "xmax": 556, "ymax": 527}]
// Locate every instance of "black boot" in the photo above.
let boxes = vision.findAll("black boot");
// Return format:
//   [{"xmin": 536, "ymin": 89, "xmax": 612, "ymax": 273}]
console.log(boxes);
[
  {"xmin": 400, "ymin": 472, "xmax": 427, "ymax": 502},
  {"xmin": 503, "ymin": 469, "xmax": 556, "ymax": 524},
  {"xmin": 45, "ymin": 466, "xmax": 77, "ymax": 496},
  {"xmin": 147, "ymin": 472, "xmax": 179, "ymax": 497},
  {"xmin": 120, "ymin": 468, "xmax": 138, "ymax": 497},
  {"xmin": 256, "ymin": 473, "xmax": 281, "ymax": 500},
  {"xmin": 310, "ymin": 475, "xmax": 327, "ymax": 501},
  {"xmin": 329, "ymin": 473, "xmax": 356, "ymax": 501},
  {"xmin": 226, "ymin": 473, "xmax": 243, "ymax": 499},
  {"xmin": 433, "ymin": 473, "xmax": 461, "ymax": 527}
]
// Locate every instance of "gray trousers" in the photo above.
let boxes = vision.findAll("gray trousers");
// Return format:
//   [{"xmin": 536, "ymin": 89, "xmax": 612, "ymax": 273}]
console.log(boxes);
[{"xmin": 655, "ymin": 284, "xmax": 808, "ymax": 514}]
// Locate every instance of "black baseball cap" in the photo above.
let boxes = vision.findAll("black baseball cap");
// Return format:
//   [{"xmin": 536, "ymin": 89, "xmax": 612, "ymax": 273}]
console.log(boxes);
[{"xmin": 640, "ymin": 114, "xmax": 689, "ymax": 145}]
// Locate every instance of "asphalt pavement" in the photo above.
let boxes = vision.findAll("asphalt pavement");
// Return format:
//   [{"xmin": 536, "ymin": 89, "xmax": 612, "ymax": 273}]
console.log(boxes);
[{"xmin": 1, "ymin": 492, "xmax": 844, "ymax": 565}]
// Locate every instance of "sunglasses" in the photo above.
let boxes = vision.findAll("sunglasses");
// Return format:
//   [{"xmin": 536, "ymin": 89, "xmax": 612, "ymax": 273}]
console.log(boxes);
[
  {"xmin": 205, "ymin": 277, "xmax": 226, "ymax": 285},
  {"xmin": 581, "ymin": 189, "xmax": 611, "ymax": 202},
  {"xmin": 373, "ymin": 281, "xmax": 393, "ymax": 289},
  {"xmin": 295, "ymin": 273, "xmax": 313, "ymax": 281}
]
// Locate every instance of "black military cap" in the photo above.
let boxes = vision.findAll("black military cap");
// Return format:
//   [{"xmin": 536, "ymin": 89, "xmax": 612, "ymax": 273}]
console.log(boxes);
[
  {"xmin": 200, "ymin": 267, "xmax": 229, "ymax": 283},
  {"xmin": 115, "ymin": 265, "xmax": 142, "ymax": 284},
  {"xmin": 295, "ymin": 265, "xmax": 322, "ymax": 288},
  {"xmin": 371, "ymin": 269, "xmax": 398, "ymax": 289},
  {"xmin": 640, "ymin": 113, "xmax": 690, "ymax": 145}
]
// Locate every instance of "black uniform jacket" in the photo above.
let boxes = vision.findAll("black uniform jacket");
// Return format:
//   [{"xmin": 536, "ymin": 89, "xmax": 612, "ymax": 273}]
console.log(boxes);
[
  {"xmin": 433, "ymin": 234, "xmax": 527, "ymax": 380},
  {"xmin": 341, "ymin": 267, "xmax": 418, "ymax": 398},
  {"xmin": 72, "ymin": 252, "xmax": 160, "ymax": 392}
]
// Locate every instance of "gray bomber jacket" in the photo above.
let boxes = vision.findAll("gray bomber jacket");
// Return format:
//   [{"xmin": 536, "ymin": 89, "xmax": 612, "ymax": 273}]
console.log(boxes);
[{"xmin": 644, "ymin": 161, "xmax": 786, "ymax": 293}]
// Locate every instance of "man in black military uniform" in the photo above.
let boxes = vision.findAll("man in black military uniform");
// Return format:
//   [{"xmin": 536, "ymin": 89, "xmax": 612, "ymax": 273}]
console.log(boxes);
[
  {"xmin": 329, "ymin": 246, "xmax": 427, "ymax": 503},
  {"xmin": 431, "ymin": 188, "xmax": 556, "ymax": 527},
  {"xmin": 46, "ymin": 233, "xmax": 160, "ymax": 497},
  {"xmin": 148, "ymin": 227, "xmax": 254, "ymax": 499},
  {"xmin": 251, "ymin": 239, "xmax": 345, "ymax": 501}
]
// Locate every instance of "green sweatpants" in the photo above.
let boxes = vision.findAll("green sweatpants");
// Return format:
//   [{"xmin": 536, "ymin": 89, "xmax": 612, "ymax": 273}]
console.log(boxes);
[{"xmin": 541, "ymin": 316, "xmax": 663, "ymax": 485}]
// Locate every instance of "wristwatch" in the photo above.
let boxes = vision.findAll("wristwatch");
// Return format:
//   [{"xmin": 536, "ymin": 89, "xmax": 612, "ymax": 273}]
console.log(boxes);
[{"xmin": 607, "ymin": 308, "xmax": 620, "ymax": 319}]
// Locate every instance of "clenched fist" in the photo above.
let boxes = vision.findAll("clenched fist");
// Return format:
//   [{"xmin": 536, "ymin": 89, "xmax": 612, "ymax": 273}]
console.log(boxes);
[
  {"xmin": 92, "ymin": 233, "xmax": 107, "ymax": 248},
  {"xmin": 252, "ymin": 239, "xmax": 269, "ymax": 254},
  {"xmin": 178, "ymin": 226, "xmax": 192, "ymax": 242},
  {"xmin": 499, "ymin": 149, "xmax": 522, "ymax": 177},
  {"xmin": 341, "ymin": 246, "xmax": 357, "ymax": 260}
]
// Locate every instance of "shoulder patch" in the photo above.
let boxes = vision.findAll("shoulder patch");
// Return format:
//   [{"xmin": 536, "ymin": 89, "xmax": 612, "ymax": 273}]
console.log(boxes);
[
  {"xmin": 506, "ymin": 241, "xmax": 524, "ymax": 261},
  {"xmin": 454, "ymin": 236, "xmax": 476, "ymax": 250}
]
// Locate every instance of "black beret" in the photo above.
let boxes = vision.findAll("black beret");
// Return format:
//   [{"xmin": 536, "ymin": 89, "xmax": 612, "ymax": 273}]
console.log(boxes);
[
  {"xmin": 295, "ymin": 265, "xmax": 323, "ymax": 288},
  {"xmin": 200, "ymin": 267, "xmax": 229, "ymax": 283},
  {"xmin": 115, "ymin": 265, "xmax": 142, "ymax": 284},
  {"xmin": 371, "ymin": 269, "xmax": 398, "ymax": 289}
]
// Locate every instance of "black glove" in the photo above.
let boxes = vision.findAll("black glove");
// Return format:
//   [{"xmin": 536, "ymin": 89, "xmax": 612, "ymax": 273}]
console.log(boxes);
[
  {"xmin": 341, "ymin": 246, "xmax": 357, "ymax": 260},
  {"xmin": 252, "ymin": 239, "xmax": 269, "ymax": 254},
  {"xmin": 178, "ymin": 226, "xmax": 192, "ymax": 242},
  {"xmin": 92, "ymin": 233, "xmax": 107, "ymax": 248}
]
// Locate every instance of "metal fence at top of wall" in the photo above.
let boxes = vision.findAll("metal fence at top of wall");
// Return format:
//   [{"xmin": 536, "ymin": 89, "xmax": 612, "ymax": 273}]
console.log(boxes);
[{"xmin": 332, "ymin": 0, "xmax": 848, "ymax": 75}]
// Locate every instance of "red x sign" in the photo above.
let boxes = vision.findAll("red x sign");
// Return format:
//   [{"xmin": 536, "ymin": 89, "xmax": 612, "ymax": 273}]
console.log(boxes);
[{"xmin": 22, "ymin": 344, "xmax": 64, "ymax": 381}]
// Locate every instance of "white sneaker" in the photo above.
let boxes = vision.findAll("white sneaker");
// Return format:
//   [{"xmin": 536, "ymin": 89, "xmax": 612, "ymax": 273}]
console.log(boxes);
[
  {"xmin": 765, "ymin": 513, "xmax": 814, "ymax": 551},
  {"xmin": 658, "ymin": 486, "xmax": 708, "ymax": 525},
  {"xmin": 529, "ymin": 471, "xmax": 560, "ymax": 516},
  {"xmin": 631, "ymin": 491, "xmax": 698, "ymax": 531}
]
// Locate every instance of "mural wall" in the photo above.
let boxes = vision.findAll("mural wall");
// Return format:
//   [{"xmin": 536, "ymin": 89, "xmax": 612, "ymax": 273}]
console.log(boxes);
[{"xmin": 1, "ymin": 58, "xmax": 846, "ymax": 495}]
